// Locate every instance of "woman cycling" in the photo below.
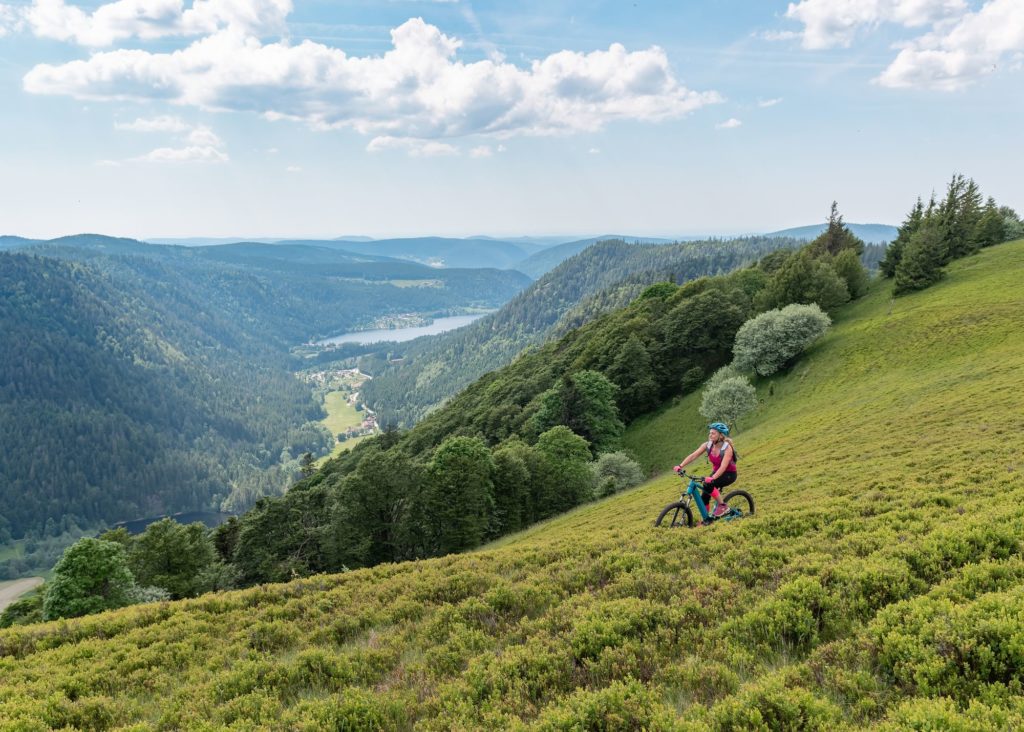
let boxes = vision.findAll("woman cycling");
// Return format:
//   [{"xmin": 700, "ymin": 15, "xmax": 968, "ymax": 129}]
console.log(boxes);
[{"xmin": 674, "ymin": 422, "xmax": 737, "ymax": 517}]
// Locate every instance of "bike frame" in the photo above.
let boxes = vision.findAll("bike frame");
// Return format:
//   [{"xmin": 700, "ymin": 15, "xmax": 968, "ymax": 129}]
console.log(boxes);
[
  {"xmin": 678, "ymin": 471, "xmax": 731, "ymax": 522},
  {"xmin": 681, "ymin": 474, "xmax": 713, "ymax": 521}
]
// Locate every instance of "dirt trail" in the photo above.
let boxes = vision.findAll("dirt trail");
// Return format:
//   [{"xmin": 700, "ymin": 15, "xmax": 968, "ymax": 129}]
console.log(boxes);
[{"xmin": 0, "ymin": 577, "xmax": 44, "ymax": 613}]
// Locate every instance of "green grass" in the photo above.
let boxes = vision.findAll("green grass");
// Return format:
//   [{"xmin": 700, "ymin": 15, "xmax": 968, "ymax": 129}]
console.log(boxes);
[
  {"xmin": 0, "ymin": 542, "xmax": 24, "ymax": 563},
  {"xmin": 321, "ymin": 391, "xmax": 364, "ymax": 437},
  {"xmin": 2, "ymin": 241, "xmax": 1024, "ymax": 730},
  {"xmin": 317, "ymin": 390, "xmax": 374, "ymax": 464}
]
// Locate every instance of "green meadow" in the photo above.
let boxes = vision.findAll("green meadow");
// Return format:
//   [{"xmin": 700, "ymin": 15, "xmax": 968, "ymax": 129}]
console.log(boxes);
[
  {"xmin": 318, "ymin": 391, "xmax": 373, "ymax": 464},
  {"xmin": 1, "ymin": 241, "xmax": 1023, "ymax": 730}
]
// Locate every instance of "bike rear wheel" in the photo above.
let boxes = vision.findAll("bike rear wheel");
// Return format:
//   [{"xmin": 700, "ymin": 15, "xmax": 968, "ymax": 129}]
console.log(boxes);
[
  {"xmin": 720, "ymin": 490, "xmax": 755, "ymax": 519},
  {"xmin": 655, "ymin": 501, "xmax": 694, "ymax": 528}
]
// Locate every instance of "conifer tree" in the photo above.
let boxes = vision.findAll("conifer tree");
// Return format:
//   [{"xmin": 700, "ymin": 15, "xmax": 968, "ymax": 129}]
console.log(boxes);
[
  {"xmin": 974, "ymin": 197, "xmax": 1006, "ymax": 249},
  {"xmin": 894, "ymin": 215, "xmax": 945, "ymax": 295},
  {"xmin": 533, "ymin": 370, "xmax": 624, "ymax": 454},
  {"xmin": 880, "ymin": 198, "xmax": 924, "ymax": 278},
  {"xmin": 808, "ymin": 201, "xmax": 866, "ymax": 257},
  {"xmin": 938, "ymin": 174, "xmax": 983, "ymax": 261},
  {"xmin": 756, "ymin": 249, "xmax": 850, "ymax": 313},
  {"xmin": 608, "ymin": 334, "xmax": 659, "ymax": 421}
]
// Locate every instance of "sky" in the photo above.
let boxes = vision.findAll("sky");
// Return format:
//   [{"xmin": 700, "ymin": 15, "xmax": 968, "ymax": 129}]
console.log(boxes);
[{"xmin": 0, "ymin": 0, "xmax": 1021, "ymax": 240}]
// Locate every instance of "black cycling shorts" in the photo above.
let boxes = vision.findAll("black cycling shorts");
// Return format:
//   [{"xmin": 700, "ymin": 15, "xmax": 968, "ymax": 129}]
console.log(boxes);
[{"xmin": 702, "ymin": 471, "xmax": 737, "ymax": 501}]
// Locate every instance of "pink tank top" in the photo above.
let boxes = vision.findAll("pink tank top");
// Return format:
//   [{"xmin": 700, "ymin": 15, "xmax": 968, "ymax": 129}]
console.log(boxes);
[{"xmin": 706, "ymin": 440, "xmax": 737, "ymax": 473}]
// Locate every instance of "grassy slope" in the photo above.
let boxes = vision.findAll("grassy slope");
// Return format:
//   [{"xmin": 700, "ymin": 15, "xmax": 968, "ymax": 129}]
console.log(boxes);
[{"xmin": 2, "ymin": 242, "xmax": 1024, "ymax": 730}]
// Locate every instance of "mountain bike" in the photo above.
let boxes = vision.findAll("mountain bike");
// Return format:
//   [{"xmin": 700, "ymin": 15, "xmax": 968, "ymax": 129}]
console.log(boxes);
[{"xmin": 654, "ymin": 471, "xmax": 755, "ymax": 527}]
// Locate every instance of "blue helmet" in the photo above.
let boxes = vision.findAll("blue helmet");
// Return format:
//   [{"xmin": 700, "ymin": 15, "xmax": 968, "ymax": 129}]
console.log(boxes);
[{"xmin": 708, "ymin": 422, "xmax": 730, "ymax": 436}]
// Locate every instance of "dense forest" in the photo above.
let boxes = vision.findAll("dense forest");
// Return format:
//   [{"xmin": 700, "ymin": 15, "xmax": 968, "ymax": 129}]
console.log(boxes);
[
  {"xmin": 360, "ymin": 235, "xmax": 823, "ymax": 426},
  {"xmin": 0, "ymin": 237, "xmax": 530, "ymax": 577}
]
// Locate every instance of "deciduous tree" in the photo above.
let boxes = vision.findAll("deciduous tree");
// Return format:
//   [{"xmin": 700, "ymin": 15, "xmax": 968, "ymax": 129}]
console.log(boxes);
[{"xmin": 43, "ymin": 538, "xmax": 137, "ymax": 620}]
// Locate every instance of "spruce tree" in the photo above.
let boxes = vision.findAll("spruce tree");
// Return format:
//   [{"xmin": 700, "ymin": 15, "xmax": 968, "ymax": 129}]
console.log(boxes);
[
  {"xmin": 938, "ymin": 174, "xmax": 983, "ymax": 261},
  {"xmin": 894, "ymin": 216, "xmax": 945, "ymax": 295},
  {"xmin": 974, "ymin": 197, "xmax": 1006, "ymax": 248},
  {"xmin": 608, "ymin": 333, "xmax": 659, "ymax": 421},
  {"xmin": 809, "ymin": 201, "xmax": 865, "ymax": 257},
  {"xmin": 880, "ymin": 198, "xmax": 923, "ymax": 278}
]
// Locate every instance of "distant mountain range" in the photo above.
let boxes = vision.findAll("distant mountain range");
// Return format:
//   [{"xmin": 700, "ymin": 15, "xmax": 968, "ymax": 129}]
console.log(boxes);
[
  {"xmin": 765, "ymin": 223, "xmax": 897, "ymax": 244},
  {"xmin": 8, "ymin": 224, "xmax": 896, "ymax": 280}
]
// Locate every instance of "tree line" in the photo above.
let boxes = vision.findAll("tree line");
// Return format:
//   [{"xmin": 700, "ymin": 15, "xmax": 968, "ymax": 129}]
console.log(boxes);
[
  {"xmin": 879, "ymin": 174, "xmax": 1022, "ymax": 295},
  {"xmin": 359, "ymin": 235, "xmax": 819, "ymax": 427}
]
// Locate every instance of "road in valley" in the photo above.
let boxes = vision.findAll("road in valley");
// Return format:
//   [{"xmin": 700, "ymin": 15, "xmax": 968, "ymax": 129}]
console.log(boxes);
[{"xmin": 0, "ymin": 577, "xmax": 44, "ymax": 613}]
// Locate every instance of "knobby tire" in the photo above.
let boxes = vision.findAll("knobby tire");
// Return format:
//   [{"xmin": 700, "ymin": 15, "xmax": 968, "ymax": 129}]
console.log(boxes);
[{"xmin": 655, "ymin": 501, "xmax": 694, "ymax": 528}]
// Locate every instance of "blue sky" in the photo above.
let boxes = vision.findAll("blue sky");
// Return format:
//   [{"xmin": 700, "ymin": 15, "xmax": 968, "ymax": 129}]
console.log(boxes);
[{"xmin": 1, "ymin": 0, "xmax": 1021, "ymax": 239}]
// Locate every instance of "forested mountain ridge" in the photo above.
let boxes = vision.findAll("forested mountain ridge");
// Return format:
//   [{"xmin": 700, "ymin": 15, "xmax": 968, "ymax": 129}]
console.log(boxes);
[
  {"xmin": 360, "ymin": 235, "xmax": 807, "ymax": 425},
  {"xmin": 764, "ymin": 222, "xmax": 898, "ymax": 243},
  {"xmin": 317, "ymin": 236, "xmax": 540, "ymax": 269},
  {"xmin": 0, "ymin": 237, "xmax": 530, "ymax": 576},
  {"xmin": 514, "ymin": 234, "xmax": 677, "ymax": 278},
  {"xmin": 14, "ymin": 235, "xmax": 531, "ymax": 341},
  {"xmin": 0, "ymin": 252, "xmax": 324, "ymax": 551},
  {"xmin": 2, "ymin": 240, "xmax": 1021, "ymax": 729}
]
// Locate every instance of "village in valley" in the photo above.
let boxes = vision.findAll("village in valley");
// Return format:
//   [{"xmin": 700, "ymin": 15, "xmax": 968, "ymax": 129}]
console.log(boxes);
[{"xmin": 301, "ymin": 367, "xmax": 379, "ymax": 455}]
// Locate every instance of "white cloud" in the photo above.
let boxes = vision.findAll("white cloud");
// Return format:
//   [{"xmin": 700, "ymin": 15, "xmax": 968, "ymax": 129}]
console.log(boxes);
[
  {"xmin": 131, "ymin": 145, "xmax": 229, "ymax": 162},
  {"xmin": 25, "ymin": 17, "xmax": 722, "ymax": 143},
  {"xmin": 785, "ymin": 0, "xmax": 967, "ymax": 50},
  {"xmin": 115, "ymin": 114, "xmax": 190, "ymax": 132},
  {"xmin": 757, "ymin": 30, "xmax": 801, "ymax": 42},
  {"xmin": 757, "ymin": 97, "xmax": 783, "ymax": 107},
  {"xmin": 367, "ymin": 136, "xmax": 460, "ymax": 157},
  {"xmin": 469, "ymin": 145, "xmax": 493, "ymax": 158},
  {"xmin": 588, "ymin": 147, "xmax": 600, "ymax": 154},
  {"xmin": 876, "ymin": 0, "xmax": 1024, "ymax": 89},
  {"xmin": 0, "ymin": 4, "xmax": 22, "ymax": 37},
  {"xmin": 285, "ymin": 164, "xmax": 301, "ymax": 172},
  {"xmin": 716, "ymin": 118, "xmax": 742, "ymax": 129},
  {"xmin": 186, "ymin": 125, "xmax": 222, "ymax": 146},
  {"xmin": 23, "ymin": 0, "xmax": 291, "ymax": 47},
  {"xmin": 114, "ymin": 115, "xmax": 227, "ymax": 162}
]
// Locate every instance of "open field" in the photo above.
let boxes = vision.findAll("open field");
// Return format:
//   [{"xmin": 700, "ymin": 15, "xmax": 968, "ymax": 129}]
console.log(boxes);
[
  {"xmin": 318, "ymin": 390, "xmax": 374, "ymax": 464},
  {"xmin": 0, "ymin": 542, "xmax": 23, "ymax": 563},
  {"xmin": 0, "ymin": 578, "xmax": 43, "ymax": 614},
  {"xmin": 1, "ymin": 240, "xmax": 1022, "ymax": 729}
]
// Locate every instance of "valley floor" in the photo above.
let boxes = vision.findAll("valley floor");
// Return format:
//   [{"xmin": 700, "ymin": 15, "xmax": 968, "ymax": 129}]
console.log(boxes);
[{"xmin": 0, "ymin": 578, "xmax": 43, "ymax": 614}]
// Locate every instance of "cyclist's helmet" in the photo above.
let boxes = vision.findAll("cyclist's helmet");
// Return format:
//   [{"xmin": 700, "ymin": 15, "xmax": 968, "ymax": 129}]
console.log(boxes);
[{"xmin": 707, "ymin": 422, "xmax": 730, "ymax": 436}]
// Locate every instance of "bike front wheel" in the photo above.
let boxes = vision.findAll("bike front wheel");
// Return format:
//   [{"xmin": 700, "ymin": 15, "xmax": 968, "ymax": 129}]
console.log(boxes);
[
  {"xmin": 655, "ymin": 501, "xmax": 694, "ymax": 528},
  {"xmin": 720, "ymin": 490, "xmax": 755, "ymax": 519}
]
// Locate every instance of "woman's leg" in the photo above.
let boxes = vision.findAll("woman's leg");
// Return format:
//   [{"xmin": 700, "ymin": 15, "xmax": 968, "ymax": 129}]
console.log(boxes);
[{"xmin": 709, "ymin": 473, "xmax": 737, "ymax": 516}]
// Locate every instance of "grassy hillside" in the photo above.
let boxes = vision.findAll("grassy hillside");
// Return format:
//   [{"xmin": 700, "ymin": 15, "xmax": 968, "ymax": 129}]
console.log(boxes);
[{"xmin": 1, "ymin": 241, "xmax": 1023, "ymax": 729}]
